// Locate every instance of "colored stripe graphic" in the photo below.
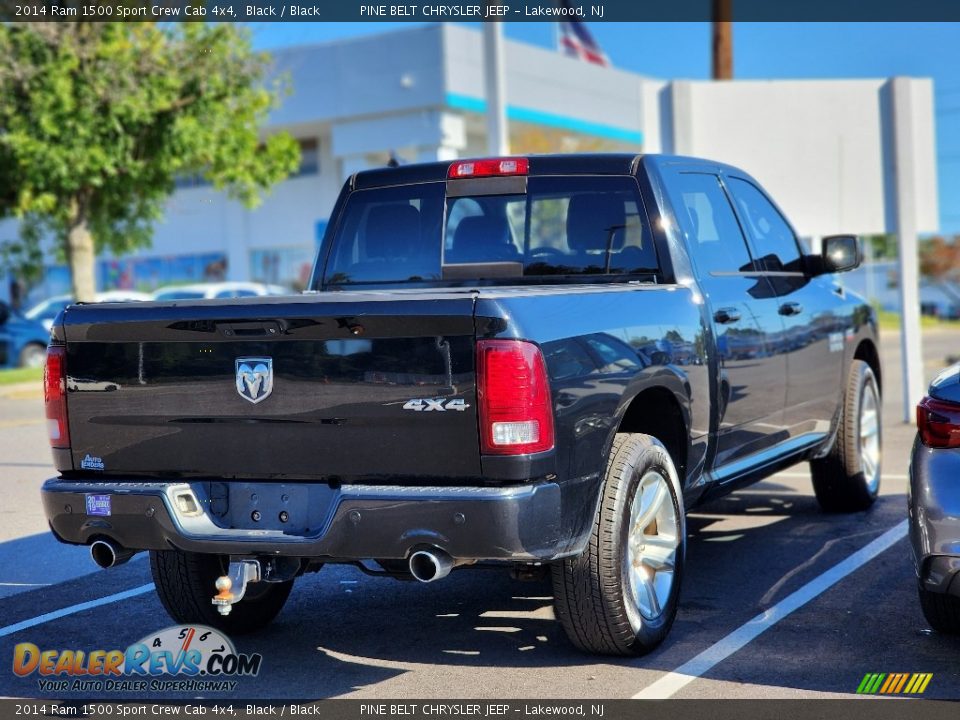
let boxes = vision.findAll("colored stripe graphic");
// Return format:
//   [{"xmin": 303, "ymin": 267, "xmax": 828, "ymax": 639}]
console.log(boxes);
[{"xmin": 857, "ymin": 672, "xmax": 932, "ymax": 694}]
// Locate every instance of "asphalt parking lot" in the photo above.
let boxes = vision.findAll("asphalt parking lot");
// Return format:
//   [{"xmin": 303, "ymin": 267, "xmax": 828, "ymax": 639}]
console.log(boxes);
[{"xmin": 1, "ymin": 327, "xmax": 958, "ymax": 701}]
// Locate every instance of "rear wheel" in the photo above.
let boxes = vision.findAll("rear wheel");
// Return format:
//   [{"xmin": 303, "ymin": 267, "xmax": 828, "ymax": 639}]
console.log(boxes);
[
  {"xmin": 810, "ymin": 360, "xmax": 881, "ymax": 512},
  {"xmin": 918, "ymin": 584, "xmax": 960, "ymax": 634},
  {"xmin": 150, "ymin": 550, "xmax": 293, "ymax": 634},
  {"xmin": 552, "ymin": 434, "xmax": 685, "ymax": 655}
]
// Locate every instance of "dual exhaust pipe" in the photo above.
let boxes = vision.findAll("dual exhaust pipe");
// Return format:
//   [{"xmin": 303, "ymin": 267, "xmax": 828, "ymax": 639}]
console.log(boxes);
[
  {"xmin": 90, "ymin": 538, "xmax": 458, "ymax": 582},
  {"xmin": 408, "ymin": 547, "xmax": 456, "ymax": 583},
  {"xmin": 90, "ymin": 538, "xmax": 135, "ymax": 569}
]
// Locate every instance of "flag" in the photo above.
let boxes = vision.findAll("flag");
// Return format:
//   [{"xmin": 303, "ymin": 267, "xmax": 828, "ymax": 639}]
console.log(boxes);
[{"xmin": 557, "ymin": 3, "xmax": 610, "ymax": 66}]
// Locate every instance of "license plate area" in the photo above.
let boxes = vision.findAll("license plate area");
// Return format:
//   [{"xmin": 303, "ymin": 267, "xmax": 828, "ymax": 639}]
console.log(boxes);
[{"xmin": 224, "ymin": 483, "xmax": 334, "ymax": 535}]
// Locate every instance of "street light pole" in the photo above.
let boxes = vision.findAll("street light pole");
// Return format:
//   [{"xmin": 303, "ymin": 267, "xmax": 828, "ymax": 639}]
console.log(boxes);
[{"xmin": 483, "ymin": 16, "xmax": 509, "ymax": 155}]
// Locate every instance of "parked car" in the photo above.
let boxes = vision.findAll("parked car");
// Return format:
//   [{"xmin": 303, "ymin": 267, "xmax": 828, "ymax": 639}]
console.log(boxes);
[
  {"xmin": 40, "ymin": 154, "xmax": 880, "ymax": 656},
  {"xmin": 911, "ymin": 362, "xmax": 960, "ymax": 632},
  {"xmin": 151, "ymin": 282, "xmax": 289, "ymax": 301},
  {"xmin": 25, "ymin": 291, "xmax": 153, "ymax": 332},
  {"xmin": 0, "ymin": 301, "xmax": 51, "ymax": 368}
]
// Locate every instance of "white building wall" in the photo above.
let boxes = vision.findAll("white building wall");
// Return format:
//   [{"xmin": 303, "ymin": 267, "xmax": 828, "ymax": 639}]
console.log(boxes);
[{"xmin": 663, "ymin": 79, "xmax": 938, "ymax": 237}]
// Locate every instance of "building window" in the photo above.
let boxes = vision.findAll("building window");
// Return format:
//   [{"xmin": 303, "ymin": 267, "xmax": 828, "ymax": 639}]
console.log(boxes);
[
  {"xmin": 295, "ymin": 139, "xmax": 319, "ymax": 176},
  {"xmin": 99, "ymin": 253, "xmax": 228, "ymax": 293},
  {"xmin": 250, "ymin": 246, "xmax": 316, "ymax": 291}
]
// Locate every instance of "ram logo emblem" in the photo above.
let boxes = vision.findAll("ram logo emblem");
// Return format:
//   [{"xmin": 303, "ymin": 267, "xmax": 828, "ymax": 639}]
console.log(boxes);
[{"xmin": 236, "ymin": 357, "xmax": 274, "ymax": 404}]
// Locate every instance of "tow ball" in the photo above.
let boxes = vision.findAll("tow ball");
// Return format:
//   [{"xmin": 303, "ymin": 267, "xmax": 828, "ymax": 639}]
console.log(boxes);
[{"xmin": 212, "ymin": 560, "xmax": 262, "ymax": 616}]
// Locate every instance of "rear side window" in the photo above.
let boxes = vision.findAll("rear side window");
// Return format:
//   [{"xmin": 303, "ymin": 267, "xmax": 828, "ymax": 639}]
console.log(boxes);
[
  {"xmin": 663, "ymin": 173, "xmax": 754, "ymax": 276},
  {"xmin": 322, "ymin": 176, "xmax": 657, "ymax": 287}
]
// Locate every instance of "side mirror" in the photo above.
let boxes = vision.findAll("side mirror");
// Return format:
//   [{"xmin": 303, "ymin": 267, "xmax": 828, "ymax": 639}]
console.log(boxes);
[{"xmin": 820, "ymin": 235, "xmax": 861, "ymax": 274}]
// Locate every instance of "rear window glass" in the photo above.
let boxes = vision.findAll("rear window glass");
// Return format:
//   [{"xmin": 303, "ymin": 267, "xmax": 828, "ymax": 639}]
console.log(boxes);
[{"xmin": 322, "ymin": 176, "xmax": 657, "ymax": 286}]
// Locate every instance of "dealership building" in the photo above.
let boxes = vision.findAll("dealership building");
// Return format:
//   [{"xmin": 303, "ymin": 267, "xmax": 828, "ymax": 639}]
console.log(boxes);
[{"xmin": 3, "ymin": 23, "xmax": 937, "ymax": 300}]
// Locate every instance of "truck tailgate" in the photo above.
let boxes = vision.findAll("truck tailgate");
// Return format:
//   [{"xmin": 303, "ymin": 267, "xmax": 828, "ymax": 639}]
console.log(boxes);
[{"xmin": 61, "ymin": 294, "xmax": 481, "ymax": 480}]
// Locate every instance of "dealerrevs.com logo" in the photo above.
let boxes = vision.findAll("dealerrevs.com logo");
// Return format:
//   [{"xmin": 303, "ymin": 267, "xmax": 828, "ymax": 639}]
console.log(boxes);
[{"xmin": 13, "ymin": 625, "xmax": 262, "ymax": 693}]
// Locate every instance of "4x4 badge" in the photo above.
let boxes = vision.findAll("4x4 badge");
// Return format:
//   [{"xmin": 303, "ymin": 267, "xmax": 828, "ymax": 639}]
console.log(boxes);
[{"xmin": 236, "ymin": 357, "xmax": 273, "ymax": 404}]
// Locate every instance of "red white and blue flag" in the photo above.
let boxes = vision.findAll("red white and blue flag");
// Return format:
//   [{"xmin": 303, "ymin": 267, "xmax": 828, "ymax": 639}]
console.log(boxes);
[{"xmin": 557, "ymin": 3, "xmax": 610, "ymax": 66}]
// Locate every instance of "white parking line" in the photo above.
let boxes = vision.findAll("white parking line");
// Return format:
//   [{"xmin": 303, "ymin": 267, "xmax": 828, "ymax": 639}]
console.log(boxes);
[
  {"xmin": 632, "ymin": 520, "xmax": 908, "ymax": 699},
  {"xmin": 0, "ymin": 584, "xmax": 154, "ymax": 639}
]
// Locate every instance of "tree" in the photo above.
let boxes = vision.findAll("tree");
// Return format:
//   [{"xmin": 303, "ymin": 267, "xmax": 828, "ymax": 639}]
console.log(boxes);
[
  {"xmin": 919, "ymin": 235, "xmax": 960, "ymax": 305},
  {"xmin": 0, "ymin": 23, "xmax": 300, "ymax": 301}
]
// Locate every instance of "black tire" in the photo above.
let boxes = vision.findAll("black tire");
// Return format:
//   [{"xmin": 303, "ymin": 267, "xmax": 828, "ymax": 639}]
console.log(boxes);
[
  {"xmin": 552, "ymin": 433, "xmax": 685, "ymax": 656},
  {"xmin": 810, "ymin": 360, "xmax": 881, "ymax": 512},
  {"xmin": 150, "ymin": 550, "xmax": 293, "ymax": 635},
  {"xmin": 918, "ymin": 583, "xmax": 960, "ymax": 634},
  {"xmin": 19, "ymin": 343, "xmax": 45, "ymax": 368}
]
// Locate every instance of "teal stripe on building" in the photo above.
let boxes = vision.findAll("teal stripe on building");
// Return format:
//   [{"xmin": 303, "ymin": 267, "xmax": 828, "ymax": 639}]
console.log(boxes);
[{"xmin": 445, "ymin": 93, "xmax": 643, "ymax": 145}]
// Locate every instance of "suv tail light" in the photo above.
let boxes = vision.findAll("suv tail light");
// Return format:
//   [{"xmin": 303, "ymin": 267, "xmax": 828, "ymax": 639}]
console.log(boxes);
[
  {"xmin": 917, "ymin": 395, "xmax": 960, "ymax": 448},
  {"xmin": 44, "ymin": 345, "xmax": 70, "ymax": 449},
  {"xmin": 476, "ymin": 339, "xmax": 554, "ymax": 455},
  {"xmin": 448, "ymin": 158, "xmax": 528, "ymax": 179}
]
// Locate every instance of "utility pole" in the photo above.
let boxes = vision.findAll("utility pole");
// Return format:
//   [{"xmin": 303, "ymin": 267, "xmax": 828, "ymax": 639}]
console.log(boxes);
[
  {"xmin": 483, "ymin": 10, "xmax": 509, "ymax": 155},
  {"xmin": 712, "ymin": 0, "xmax": 733, "ymax": 80}
]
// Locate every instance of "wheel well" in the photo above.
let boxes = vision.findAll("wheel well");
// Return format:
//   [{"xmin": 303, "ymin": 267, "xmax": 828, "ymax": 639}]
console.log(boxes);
[
  {"xmin": 854, "ymin": 340, "xmax": 882, "ymax": 394},
  {"xmin": 617, "ymin": 387, "xmax": 688, "ymax": 478}
]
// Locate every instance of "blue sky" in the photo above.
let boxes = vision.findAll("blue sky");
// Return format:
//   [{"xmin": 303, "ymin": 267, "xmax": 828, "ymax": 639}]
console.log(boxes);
[{"xmin": 252, "ymin": 22, "xmax": 960, "ymax": 235}]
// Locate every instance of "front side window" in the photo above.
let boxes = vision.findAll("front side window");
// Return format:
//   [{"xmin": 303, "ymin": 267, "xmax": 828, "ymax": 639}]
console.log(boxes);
[{"xmin": 726, "ymin": 177, "xmax": 802, "ymax": 271}]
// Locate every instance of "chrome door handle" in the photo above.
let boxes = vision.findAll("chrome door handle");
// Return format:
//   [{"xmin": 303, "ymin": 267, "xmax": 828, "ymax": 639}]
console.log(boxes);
[
  {"xmin": 779, "ymin": 302, "xmax": 803, "ymax": 316},
  {"xmin": 713, "ymin": 307, "xmax": 741, "ymax": 324}
]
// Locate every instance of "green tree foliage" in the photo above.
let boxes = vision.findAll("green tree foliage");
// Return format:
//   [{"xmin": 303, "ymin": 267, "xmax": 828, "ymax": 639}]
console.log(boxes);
[
  {"xmin": 0, "ymin": 22, "xmax": 300, "ymax": 300},
  {"xmin": 919, "ymin": 235, "xmax": 960, "ymax": 304}
]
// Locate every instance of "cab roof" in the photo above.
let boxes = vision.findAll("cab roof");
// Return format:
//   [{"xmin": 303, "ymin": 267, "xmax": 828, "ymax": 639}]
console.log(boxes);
[{"xmin": 351, "ymin": 153, "xmax": 645, "ymax": 190}]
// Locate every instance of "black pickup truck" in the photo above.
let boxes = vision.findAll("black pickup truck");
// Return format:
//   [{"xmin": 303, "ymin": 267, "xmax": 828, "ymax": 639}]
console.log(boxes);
[{"xmin": 41, "ymin": 154, "xmax": 881, "ymax": 656}]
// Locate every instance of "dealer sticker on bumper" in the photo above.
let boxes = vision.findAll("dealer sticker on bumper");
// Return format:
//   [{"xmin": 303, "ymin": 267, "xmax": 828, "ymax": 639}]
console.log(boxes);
[{"xmin": 85, "ymin": 494, "xmax": 111, "ymax": 517}]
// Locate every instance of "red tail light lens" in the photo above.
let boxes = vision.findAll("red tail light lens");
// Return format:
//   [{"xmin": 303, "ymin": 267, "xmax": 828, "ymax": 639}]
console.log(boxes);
[
  {"xmin": 476, "ymin": 339, "xmax": 554, "ymax": 455},
  {"xmin": 917, "ymin": 395, "xmax": 960, "ymax": 448},
  {"xmin": 448, "ymin": 158, "xmax": 529, "ymax": 179},
  {"xmin": 44, "ymin": 345, "xmax": 70, "ymax": 449}
]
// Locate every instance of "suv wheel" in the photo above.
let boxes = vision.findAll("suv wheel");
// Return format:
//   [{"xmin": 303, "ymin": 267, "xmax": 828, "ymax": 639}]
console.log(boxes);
[
  {"xmin": 150, "ymin": 550, "xmax": 293, "ymax": 634},
  {"xmin": 552, "ymin": 433, "xmax": 685, "ymax": 655},
  {"xmin": 810, "ymin": 360, "xmax": 881, "ymax": 512}
]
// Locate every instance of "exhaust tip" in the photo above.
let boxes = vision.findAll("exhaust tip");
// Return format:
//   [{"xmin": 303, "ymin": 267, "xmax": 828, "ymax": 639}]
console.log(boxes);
[
  {"xmin": 409, "ymin": 548, "xmax": 454, "ymax": 583},
  {"xmin": 90, "ymin": 539, "xmax": 134, "ymax": 569}
]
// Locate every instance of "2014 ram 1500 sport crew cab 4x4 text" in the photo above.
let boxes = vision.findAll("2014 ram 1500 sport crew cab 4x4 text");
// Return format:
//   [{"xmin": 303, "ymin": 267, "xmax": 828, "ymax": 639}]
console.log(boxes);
[{"xmin": 41, "ymin": 154, "xmax": 881, "ymax": 655}]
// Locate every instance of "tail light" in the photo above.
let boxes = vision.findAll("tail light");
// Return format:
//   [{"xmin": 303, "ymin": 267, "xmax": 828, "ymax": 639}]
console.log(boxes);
[
  {"xmin": 448, "ymin": 158, "xmax": 528, "ymax": 179},
  {"xmin": 917, "ymin": 395, "xmax": 960, "ymax": 448},
  {"xmin": 476, "ymin": 339, "xmax": 554, "ymax": 455},
  {"xmin": 44, "ymin": 345, "xmax": 70, "ymax": 449}
]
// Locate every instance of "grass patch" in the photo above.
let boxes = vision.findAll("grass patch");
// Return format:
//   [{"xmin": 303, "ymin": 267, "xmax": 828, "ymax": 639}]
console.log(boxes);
[
  {"xmin": 0, "ymin": 366, "xmax": 43, "ymax": 386},
  {"xmin": 877, "ymin": 310, "xmax": 946, "ymax": 332}
]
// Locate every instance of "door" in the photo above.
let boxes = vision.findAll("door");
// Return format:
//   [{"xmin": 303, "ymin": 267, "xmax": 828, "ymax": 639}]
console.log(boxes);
[
  {"xmin": 663, "ymin": 171, "xmax": 788, "ymax": 470},
  {"xmin": 724, "ymin": 175, "xmax": 846, "ymax": 441}
]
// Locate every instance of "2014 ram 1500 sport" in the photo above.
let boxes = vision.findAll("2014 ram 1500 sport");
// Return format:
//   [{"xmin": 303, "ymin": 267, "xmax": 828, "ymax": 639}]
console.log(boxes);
[{"xmin": 41, "ymin": 154, "xmax": 881, "ymax": 655}]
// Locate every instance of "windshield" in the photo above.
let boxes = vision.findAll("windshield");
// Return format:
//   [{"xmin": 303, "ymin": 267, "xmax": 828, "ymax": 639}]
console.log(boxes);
[{"xmin": 321, "ymin": 175, "xmax": 658, "ymax": 287}]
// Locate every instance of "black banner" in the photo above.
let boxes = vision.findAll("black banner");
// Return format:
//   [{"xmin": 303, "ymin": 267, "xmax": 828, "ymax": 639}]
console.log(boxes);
[
  {"xmin": 4, "ymin": 0, "xmax": 960, "ymax": 22},
  {"xmin": 3, "ymin": 700, "xmax": 958, "ymax": 720}
]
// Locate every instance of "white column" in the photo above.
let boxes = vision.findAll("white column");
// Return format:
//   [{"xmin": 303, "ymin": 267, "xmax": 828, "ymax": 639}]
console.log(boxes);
[
  {"xmin": 483, "ymin": 20, "xmax": 509, "ymax": 156},
  {"xmin": 417, "ymin": 146, "xmax": 459, "ymax": 163},
  {"xmin": 891, "ymin": 77, "xmax": 925, "ymax": 422}
]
